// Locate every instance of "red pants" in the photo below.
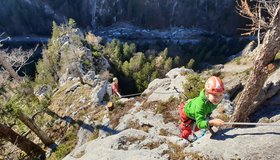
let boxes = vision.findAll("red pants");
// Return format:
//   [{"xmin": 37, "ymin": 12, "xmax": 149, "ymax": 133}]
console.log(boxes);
[{"xmin": 178, "ymin": 102, "xmax": 199, "ymax": 139}]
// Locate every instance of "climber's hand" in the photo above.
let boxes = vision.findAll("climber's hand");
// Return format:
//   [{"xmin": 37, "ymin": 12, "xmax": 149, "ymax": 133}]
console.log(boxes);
[{"xmin": 208, "ymin": 119, "xmax": 224, "ymax": 127}]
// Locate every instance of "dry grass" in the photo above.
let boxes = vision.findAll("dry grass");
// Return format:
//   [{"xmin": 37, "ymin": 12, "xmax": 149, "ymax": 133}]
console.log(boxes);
[
  {"xmin": 217, "ymin": 106, "xmax": 225, "ymax": 114},
  {"xmin": 126, "ymin": 136, "xmax": 146, "ymax": 144},
  {"xmin": 117, "ymin": 136, "xmax": 146, "ymax": 150},
  {"xmin": 143, "ymin": 141, "xmax": 162, "ymax": 149},
  {"xmin": 109, "ymin": 97, "xmax": 145, "ymax": 128},
  {"xmin": 141, "ymin": 100, "xmax": 158, "ymax": 110},
  {"xmin": 85, "ymin": 32, "xmax": 102, "ymax": 45},
  {"xmin": 127, "ymin": 120, "xmax": 152, "ymax": 133},
  {"xmin": 216, "ymin": 114, "xmax": 230, "ymax": 122},
  {"xmin": 185, "ymin": 151, "xmax": 211, "ymax": 160},
  {"xmin": 233, "ymin": 57, "xmax": 242, "ymax": 65},
  {"xmin": 216, "ymin": 106, "xmax": 230, "ymax": 122},
  {"xmin": 159, "ymin": 128, "xmax": 170, "ymax": 136},
  {"xmin": 141, "ymin": 97, "xmax": 181, "ymax": 124},
  {"xmin": 165, "ymin": 142, "xmax": 185, "ymax": 160},
  {"xmin": 155, "ymin": 102, "xmax": 166, "ymax": 114},
  {"xmin": 49, "ymin": 79, "xmax": 93, "ymax": 116},
  {"xmin": 88, "ymin": 130, "xmax": 100, "ymax": 141}
]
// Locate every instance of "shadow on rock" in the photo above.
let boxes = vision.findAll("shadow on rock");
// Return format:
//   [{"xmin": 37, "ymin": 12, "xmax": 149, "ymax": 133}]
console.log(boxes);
[{"xmin": 210, "ymin": 128, "xmax": 280, "ymax": 141}]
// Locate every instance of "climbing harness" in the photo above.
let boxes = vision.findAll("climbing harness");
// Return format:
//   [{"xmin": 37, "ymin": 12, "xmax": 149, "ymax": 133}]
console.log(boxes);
[
  {"xmin": 190, "ymin": 121, "xmax": 207, "ymax": 142},
  {"xmin": 193, "ymin": 129, "xmax": 207, "ymax": 142}
]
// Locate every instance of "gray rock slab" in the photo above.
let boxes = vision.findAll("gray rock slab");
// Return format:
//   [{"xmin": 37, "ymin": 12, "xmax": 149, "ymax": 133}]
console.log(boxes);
[
  {"xmin": 63, "ymin": 129, "xmax": 183, "ymax": 160},
  {"xmin": 186, "ymin": 125, "xmax": 280, "ymax": 160}
]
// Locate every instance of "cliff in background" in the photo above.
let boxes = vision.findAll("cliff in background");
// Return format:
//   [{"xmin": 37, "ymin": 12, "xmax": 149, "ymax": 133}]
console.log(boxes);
[{"xmin": 0, "ymin": 0, "xmax": 246, "ymax": 36}]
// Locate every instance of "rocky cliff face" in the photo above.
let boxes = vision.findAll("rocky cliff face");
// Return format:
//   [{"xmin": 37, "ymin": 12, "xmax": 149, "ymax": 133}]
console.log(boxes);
[
  {"xmin": 92, "ymin": 0, "xmax": 243, "ymax": 35},
  {"xmin": 0, "ymin": 0, "xmax": 245, "ymax": 36}
]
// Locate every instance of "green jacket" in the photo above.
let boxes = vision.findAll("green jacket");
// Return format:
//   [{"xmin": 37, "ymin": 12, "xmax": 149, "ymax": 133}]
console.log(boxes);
[{"xmin": 183, "ymin": 89, "xmax": 217, "ymax": 129}]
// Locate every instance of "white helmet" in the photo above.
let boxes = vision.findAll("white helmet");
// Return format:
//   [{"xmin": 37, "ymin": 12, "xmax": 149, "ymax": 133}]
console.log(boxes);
[{"xmin": 113, "ymin": 77, "xmax": 118, "ymax": 82}]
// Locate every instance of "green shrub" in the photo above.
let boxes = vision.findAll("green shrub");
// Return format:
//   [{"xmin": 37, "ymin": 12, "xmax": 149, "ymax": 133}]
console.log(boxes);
[
  {"xmin": 54, "ymin": 144, "xmax": 71, "ymax": 159},
  {"xmin": 2, "ymin": 80, "xmax": 51, "ymax": 132},
  {"xmin": 187, "ymin": 58, "xmax": 195, "ymax": 69},
  {"xmin": 35, "ymin": 19, "xmax": 84, "ymax": 87},
  {"xmin": 183, "ymin": 73, "xmax": 205, "ymax": 99},
  {"xmin": 275, "ymin": 51, "xmax": 280, "ymax": 60},
  {"xmin": 52, "ymin": 126, "xmax": 78, "ymax": 159},
  {"xmin": 92, "ymin": 51, "xmax": 101, "ymax": 58}
]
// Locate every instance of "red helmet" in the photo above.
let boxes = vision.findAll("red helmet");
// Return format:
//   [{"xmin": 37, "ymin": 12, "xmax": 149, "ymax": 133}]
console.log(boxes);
[{"xmin": 205, "ymin": 76, "xmax": 224, "ymax": 94}]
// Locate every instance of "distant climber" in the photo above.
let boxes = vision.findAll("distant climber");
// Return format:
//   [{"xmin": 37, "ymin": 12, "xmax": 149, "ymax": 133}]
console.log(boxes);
[
  {"xmin": 105, "ymin": 77, "xmax": 121, "ymax": 111},
  {"xmin": 179, "ymin": 76, "xmax": 225, "ymax": 141},
  {"xmin": 111, "ymin": 77, "xmax": 121, "ymax": 98}
]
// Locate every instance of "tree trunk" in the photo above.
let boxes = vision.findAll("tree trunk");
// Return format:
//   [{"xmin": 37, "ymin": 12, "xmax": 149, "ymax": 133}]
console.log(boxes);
[
  {"xmin": 0, "ymin": 54, "xmax": 23, "ymax": 82},
  {"xmin": 18, "ymin": 112, "xmax": 55, "ymax": 147},
  {"xmin": 0, "ymin": 123, "xmax": 45, "ymax": 159},
  {"xmin": 231, "ymin": 4, "xmax": 280, "ymax": 122}
]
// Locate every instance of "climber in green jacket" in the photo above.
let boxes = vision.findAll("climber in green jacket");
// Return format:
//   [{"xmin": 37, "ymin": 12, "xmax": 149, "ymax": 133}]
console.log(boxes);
[{"xmin": 179, "ymin": 76, "xmax": 225, "ymax": 140}]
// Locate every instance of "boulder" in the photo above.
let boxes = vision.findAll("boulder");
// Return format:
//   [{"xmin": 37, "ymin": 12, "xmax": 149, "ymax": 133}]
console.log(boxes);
[
  {"xmin": 90, "ymin": 80, "xmax": 108, "ymax": 104},
  {"xmin": 143, "ymin": 68, "xmax": 194, "ymax": 102}
]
